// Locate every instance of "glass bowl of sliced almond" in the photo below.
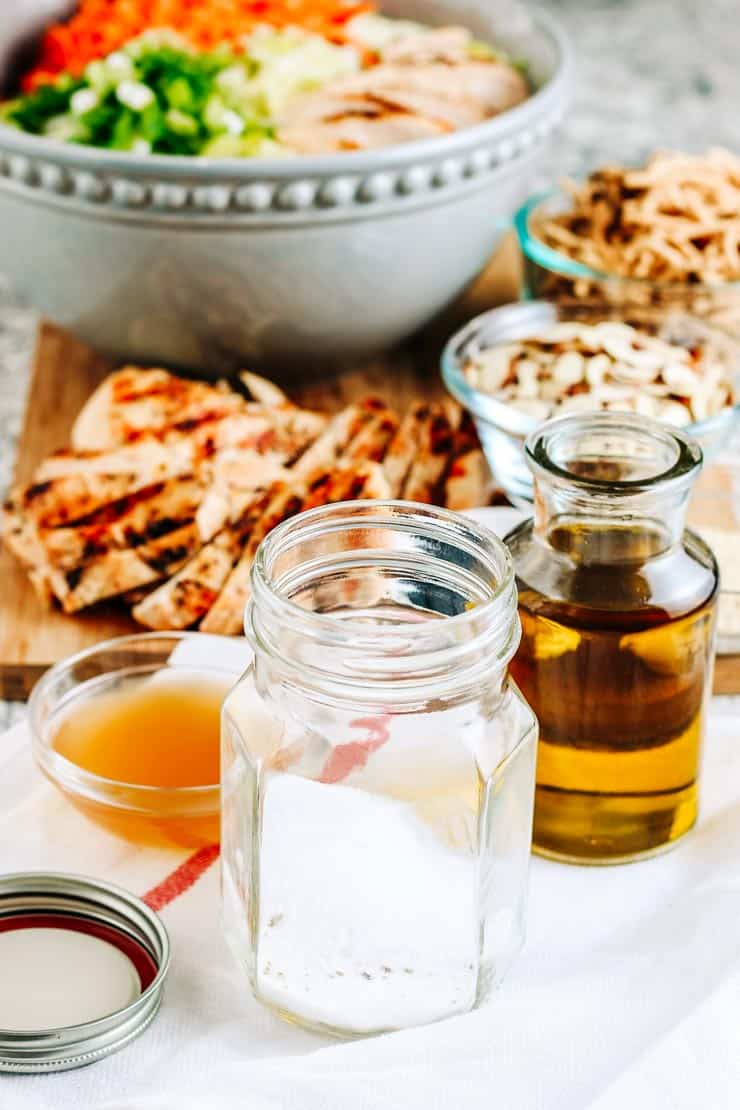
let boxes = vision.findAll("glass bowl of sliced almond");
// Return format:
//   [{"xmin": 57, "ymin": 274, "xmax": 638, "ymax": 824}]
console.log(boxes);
[{"xmin": 441, "ymin": 301, "xmax": 740, "ymax": 507}]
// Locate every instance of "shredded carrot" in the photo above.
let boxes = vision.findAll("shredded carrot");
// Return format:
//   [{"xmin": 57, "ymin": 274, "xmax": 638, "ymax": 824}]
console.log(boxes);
[{"xmin": 21, "ymin": 0, "xmax": 376, "ymax": 90}]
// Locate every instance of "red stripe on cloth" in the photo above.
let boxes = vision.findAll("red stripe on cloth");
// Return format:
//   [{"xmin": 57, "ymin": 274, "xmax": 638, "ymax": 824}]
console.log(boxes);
[
  {"xmin": 319, "ymin": 714, "xmax": 391, "ymax": 784},
  {"xmin": 142, "ymin": 843, "xmax": 220, "ymax": 911},
  {"xmin": 143, "ymin": 717, "xmax": 392, "ymax": 910}
]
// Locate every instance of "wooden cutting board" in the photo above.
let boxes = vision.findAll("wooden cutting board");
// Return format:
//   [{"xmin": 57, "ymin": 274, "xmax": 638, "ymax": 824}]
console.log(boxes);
[
  {"xmin": 2, "ymin": 240, "xmax": 739, "ymax": 698},
  {"xmin": 0, "ymin": 239, "xmax": 521, "ymax": 699}
]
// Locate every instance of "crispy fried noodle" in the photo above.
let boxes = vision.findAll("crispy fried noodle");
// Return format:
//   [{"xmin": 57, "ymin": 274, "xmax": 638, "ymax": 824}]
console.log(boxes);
[{"xmin": 539, "ymin": 148, "xmax": 740, "ymax": 285}]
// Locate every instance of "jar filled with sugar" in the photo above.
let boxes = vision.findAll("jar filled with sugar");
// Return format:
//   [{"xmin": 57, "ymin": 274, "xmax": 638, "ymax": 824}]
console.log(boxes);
[{"xmin": 221, "ymin": 501, "xmax": 537, "ymax": 1037}]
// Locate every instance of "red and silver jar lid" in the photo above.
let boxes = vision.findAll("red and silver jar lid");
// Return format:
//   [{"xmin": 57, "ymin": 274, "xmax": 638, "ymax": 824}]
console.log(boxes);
[{"xmin": 0, "ymin": 872, "xmax": 170, "ymax": 1073}]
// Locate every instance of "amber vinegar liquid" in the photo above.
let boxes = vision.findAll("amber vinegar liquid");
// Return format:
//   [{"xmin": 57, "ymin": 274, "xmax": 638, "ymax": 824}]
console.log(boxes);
[
  {"xmin": 508, "ymin": 520, "xmax": 718, "ymax": 862},
  {"xmin": 52, "ymin": 675, "xmax": 228, "ymax": 848}
]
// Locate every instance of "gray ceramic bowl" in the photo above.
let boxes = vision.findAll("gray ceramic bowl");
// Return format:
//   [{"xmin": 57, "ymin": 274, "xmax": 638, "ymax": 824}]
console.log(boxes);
[
  {"xmin": 442, "ymin": 300, "xmax": 740, "ymax": 507},
  {"xmin": 0, "ymin": 1, "xmax": 572, "ymax": 373}
]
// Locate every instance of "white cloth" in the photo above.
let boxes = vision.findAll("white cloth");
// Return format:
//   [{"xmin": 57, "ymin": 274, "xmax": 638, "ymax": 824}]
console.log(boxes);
[{"xmin": 1, "ymin": 696, "xmax": 739, "ymax": 1110}]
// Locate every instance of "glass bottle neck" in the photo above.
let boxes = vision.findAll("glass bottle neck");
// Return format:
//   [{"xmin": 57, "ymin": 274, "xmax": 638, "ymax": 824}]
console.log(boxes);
[
  {"xmin": 526, "ymin": 412, "xmax": 703, "ymax": 566},
  {"xmin": 533, "ymin": 482, "xmax": 691, "ymax": 564}
]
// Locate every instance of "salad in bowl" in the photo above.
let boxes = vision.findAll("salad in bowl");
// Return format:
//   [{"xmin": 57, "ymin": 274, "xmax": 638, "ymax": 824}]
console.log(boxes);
[
  {"xmin": 4, "ymin": 0, "xmax": 531, "ymax": 157},
  {"xmin": 0, "ymin": 0, "xmax": 571, "ymax": 367}
]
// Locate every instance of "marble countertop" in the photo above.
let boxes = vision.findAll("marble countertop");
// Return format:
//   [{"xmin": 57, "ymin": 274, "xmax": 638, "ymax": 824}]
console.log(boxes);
[
  {"xmin": 0, "ymin": 0, "xmax": 738, "ymax": 727},
  {"xmin": 550, "ymin": 0, "xmax": 738, "ymax": 174}
]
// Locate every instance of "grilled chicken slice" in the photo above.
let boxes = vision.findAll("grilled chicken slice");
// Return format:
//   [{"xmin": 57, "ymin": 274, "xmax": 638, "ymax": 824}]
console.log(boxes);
[
  {"xmin": 48, "ymin": 521, "xmax": 203, "ymax": 613},
  {"xmin": 383, "ymin": 402, "xmax": 433, "ymax": 496},
  {"xmin": 34, "ymin": 438, "xmax": 194, "ymax": 482},
  {"xmin": 367, "ymin": 90, "xmax": 485, "ymax": 130},
  {"xmin": 38, "ymin": 475, "xmax": 205, "ymax": 573},
  {"xmin": 280, "ymin": 93, "xmax": 386, "ymax": 126},
  {"xmin": 444, "ymin": 448, "xmax": 494, "ymax": 510},
  {"xmin": 74, "ymin": 367, "xmax": 326, "ymax": 461},
  {"xmin": 292, "ymin": 403, "xmax": 375, "ymax": 476},
  {"xmin": 201, "ymin": 462, "xmax": 392, "ymax": 636},
  {"xmin": 37, "ymin": 405, "xmax": 322, "ymax": 493},
  {"xmin": 401, "ymin": 403, "xmax": 457, "ymax": 503},
  {"xmin": 132, "ymin": 535, "xmax": 243, "ymax": 630},
  {"xmin": 441, "ymin": 398, "xmax": 464, "ymax": 435},
  {"xmin": 193, "ymin": 408, "xmax": 326, "ymax": 462},
  {"xmin": 200, "ymin": 484, "xmax": 307, "ymax": 635},
  {"xmin": 343, "ymin": 407, "xmax": 400, "ymax": 463},
  {"xmin": 7, "ymin": 472, "xmax": 151, "ymax": 529},
  {"xmin": 195, "ymin": 449, "xmax": 291, "ymax": 542},
  {"xmin": 281, "ymin": 112, "xmax": 444, "ymax": 154},
  {"xmin": 302, "ymin": 460, "xmax": 392, "ymax": 510},
  {"xmin": 336, "ymin": 62, "xmax": 529, "ymax": 119},
  {"xmin": 449, "ymin": 409, "xmax": 479, "ymax": 456},
  {"xmin": 73, "ymin": 367, "xmax": 247, "ymax": 451},
  {"xmin": 132, "ymin": 486, "xmax": 280, "ymax": 630},
  {"xmin": 280, "ymin": 58, "xmax": 528, "ymax": 154},
  {"xmin": 48, "ymin": 551, "xmax": 161, "ymax": 613},
  {"xmin": 2, "ymin": 497, "xmax": 50, "ymax": 583}
]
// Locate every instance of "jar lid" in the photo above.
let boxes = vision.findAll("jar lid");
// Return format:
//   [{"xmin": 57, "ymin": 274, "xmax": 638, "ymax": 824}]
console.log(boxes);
[{"xmin": 0, "ymin": 872, "xmax": 170, "ymax": 1073}]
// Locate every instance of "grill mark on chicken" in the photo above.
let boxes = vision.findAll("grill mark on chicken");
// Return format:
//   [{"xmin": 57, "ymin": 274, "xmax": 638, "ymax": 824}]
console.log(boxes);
[
  {"xmin": 401, "ymin": 403, "xmax": 458, "ymax": 504},
  {"xmin": 278, "ymin": 41, "xmax": 528, "ymax": 155},
  {"xmin": 15, "ymin": 472, "xmax": 151, "ymax": 529},
  {"xmin": 383, "ymin": 402, "xmax": 431, "ymax": 496},
  {"xmin": 201, "ymin": 461, "xmax": 391, "ymax": 636},
  {"xmin": 199, "ymin": 484, "xmax": 310, "ymax": 635},
  {"xmin": 132, "ymin": 485, "xmax": 279, "ymax": 630},
  {"xmin": 23, "ymin": 480, "xmax": 53, "ymax": 502},
  {"xmin": 36, "ymin": 475, "xmax": 204, "ymax": 574}
]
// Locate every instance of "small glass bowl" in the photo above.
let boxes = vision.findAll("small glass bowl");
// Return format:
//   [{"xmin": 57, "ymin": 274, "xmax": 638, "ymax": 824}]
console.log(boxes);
[
  {"xmin": 515, "ymin": 188, "xmax": 740, "ymax": 337},
  {"xmin": 29, "ymin": 632, "xmax": 247, "ymax": 850},
  {"xmin": 441, "ymin": 300, "xmax": 740, "ymax": 509}
]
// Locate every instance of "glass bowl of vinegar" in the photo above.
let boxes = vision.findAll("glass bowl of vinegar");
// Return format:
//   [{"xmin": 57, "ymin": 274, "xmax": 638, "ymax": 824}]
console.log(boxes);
[{"xmin": 29, "ymin": 633, "xmax": 247, "ymax": 849}]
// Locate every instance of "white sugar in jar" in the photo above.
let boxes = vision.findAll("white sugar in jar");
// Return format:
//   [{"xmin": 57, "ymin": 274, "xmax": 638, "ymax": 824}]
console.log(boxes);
[{"xmin": 222, "ymin": 501, "xmax": 537, "ymax": 1037}]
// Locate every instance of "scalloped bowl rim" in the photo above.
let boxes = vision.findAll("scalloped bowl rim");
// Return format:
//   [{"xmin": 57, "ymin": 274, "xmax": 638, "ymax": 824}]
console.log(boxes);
[
  {"xmin": 515, "ymin": 187, "xmax": 740, "ymax": 292},
  {"xmin": 441, "ymin": 300, "xmax": 740, "ymax": 447},
  {"xmin": 0, "ymin": 5, "xmax": 571, "ymax": 180}
]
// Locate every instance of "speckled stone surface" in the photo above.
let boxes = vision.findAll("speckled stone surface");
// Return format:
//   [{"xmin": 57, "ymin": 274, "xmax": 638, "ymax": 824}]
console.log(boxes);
[
  {"xmin": 0, "ymin": 0, "xmax": 738, "ymax": 727},
  {"xmin": 549, "ymin": 0, "xmax": 738, "ymax": 175},
  {"xmin": 0, "ymin": 280, "xmax": 37, "ymax": 729}
]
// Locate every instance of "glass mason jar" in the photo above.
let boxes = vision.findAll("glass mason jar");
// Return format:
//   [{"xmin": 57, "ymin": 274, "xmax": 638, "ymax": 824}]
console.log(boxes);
[
  {"xmin": 222, "ymin": 501, "xmax": 538, "ymax": 1037},
  {"xmin": 506, "ymin": 412, "xmax": 719, "ymax": 865}
]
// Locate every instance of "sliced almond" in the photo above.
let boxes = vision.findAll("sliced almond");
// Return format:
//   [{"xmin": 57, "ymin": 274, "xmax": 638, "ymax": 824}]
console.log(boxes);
[
  {"xmin": 657, "ymin": 399, "xmax": 693, "ymax": 426},
  {"xmin": 552, "ymin": 350, "xmax": 586, "ymax": 387},
  {"xmin": 634, "ymin": 392, "xmax": 660, "ymax": 418},
  {"xmin": 609, "ymin": 360, "xmax": 656, "ymax": 385},
  {"xmin": 474, "ymin": 345, "xmax": 519, "ymax": 392},
  {"xmin": 686, "ymin": 389, "xmax": 704, "ymax": 421},
  {"xmin": 514, "ymin": 358, "xmax": 540, "ymax": 399},
  {"xmin": 539, "ymin": 377, "xmax": 567, "ymax": 402},
  {"xmin": 585, "ymin": 353, "xmax": 612, "ymax": 388},
  {"xmin": 662, "ymin": 363, "xmax": 702, "ymax": 396}
]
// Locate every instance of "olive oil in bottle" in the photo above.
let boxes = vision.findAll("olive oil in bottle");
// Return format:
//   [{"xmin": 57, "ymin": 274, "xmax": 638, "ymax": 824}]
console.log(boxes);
[{"xmin": 506, "ymin": 414, "xmax": 718, "ymax": 863}]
